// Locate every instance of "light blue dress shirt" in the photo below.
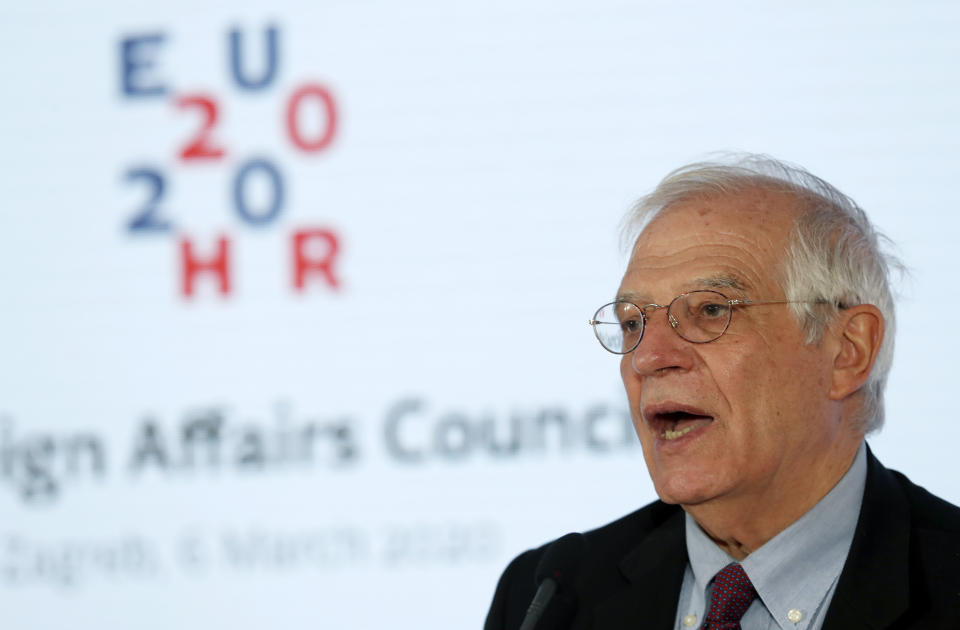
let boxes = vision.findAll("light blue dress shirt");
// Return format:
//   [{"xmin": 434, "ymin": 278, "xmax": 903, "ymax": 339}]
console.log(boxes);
[{"xmin": 673, "ymin": 443, "xmax": 867, "ymax": 630}]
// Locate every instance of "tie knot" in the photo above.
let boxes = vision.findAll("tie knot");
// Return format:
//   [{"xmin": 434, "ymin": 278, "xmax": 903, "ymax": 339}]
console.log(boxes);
[{"xmin": 701, "ymin": 563, "xmax": 757, "ymax": 630}]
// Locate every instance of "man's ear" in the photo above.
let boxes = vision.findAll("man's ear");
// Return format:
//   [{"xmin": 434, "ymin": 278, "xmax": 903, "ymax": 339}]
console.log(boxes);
[{"xmin": 828, "ymin": 304, "xmax": 885, "ymax": 401}]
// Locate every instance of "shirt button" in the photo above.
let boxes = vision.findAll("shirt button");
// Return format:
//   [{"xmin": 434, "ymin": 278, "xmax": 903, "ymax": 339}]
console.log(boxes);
[
  {"xmin": 787, "ymin": 608, "xmax": 803, "ymax": 623},
  {"xmin": 683, "ymin": 614, "xmax": 697, "ymax": 627}
]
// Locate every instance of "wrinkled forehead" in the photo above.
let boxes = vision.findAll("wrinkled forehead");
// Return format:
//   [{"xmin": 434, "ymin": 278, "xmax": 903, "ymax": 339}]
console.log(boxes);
[
  {"xmin": 636, "ymin": 187, "xmax": 803, "ymax": 247},
  {"xmin": 622, "ymin": 189, "xmax": 801, "ymax": 298}
]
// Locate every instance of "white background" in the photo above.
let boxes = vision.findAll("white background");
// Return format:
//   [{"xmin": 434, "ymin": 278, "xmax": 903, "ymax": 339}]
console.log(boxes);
[{"xmin": 1, "ymin": 2, "xmax": 959, "ymax": 628}]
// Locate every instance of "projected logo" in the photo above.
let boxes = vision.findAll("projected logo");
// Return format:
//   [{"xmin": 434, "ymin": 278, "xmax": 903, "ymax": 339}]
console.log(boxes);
[{"xmin": 118, "ymin": 25, "xmax": 341, "ymax": 299}]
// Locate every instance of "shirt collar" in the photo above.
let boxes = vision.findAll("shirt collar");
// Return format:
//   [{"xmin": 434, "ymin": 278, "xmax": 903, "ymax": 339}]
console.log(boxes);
[{"xmin": 685, "ymin": 442, "xmax": 867, "ymax": 629}]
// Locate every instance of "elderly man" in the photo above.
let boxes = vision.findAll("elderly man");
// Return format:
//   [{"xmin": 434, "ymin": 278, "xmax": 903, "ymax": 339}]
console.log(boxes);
[{"xmin": 484, "ymin": 155, "xmax": 960, "ymax": 630}]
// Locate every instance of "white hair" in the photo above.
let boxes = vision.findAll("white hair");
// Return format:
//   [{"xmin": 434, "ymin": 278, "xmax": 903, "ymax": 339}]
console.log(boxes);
[{"xmin": 622, "ymin": 153, "xmax": 902, "ymax": 432}]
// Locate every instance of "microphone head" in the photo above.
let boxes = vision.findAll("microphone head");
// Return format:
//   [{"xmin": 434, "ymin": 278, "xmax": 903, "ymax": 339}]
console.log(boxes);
[{"xmin": 534, "ymin": 532, "xmax": 586, "ymax": 588}]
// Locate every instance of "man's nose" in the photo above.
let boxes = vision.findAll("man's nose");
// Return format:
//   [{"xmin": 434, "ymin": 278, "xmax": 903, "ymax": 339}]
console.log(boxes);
[{"xmin": 626, "ymin": 309, "xmax": 694, "ymax": 377}]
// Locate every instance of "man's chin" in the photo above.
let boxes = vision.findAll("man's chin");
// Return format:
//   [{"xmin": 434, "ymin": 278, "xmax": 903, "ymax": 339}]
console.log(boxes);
[{"xmin": 652, "ymin": 476, "xmax": 721, "ymax": 507}]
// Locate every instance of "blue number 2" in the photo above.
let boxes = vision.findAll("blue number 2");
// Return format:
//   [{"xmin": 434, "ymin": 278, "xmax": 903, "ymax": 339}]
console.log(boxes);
[{"xmin": 126, "ymin": 167, "xmax": 170, "ymax": 232}]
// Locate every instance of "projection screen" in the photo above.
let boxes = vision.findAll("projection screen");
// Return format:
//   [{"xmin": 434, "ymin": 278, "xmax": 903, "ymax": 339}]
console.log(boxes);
[{"xmin": 2, "ymin": 2, "xmax": 958, "ymax": 627}]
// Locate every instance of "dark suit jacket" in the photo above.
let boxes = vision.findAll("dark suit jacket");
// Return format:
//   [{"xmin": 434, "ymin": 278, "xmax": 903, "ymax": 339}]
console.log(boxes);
[{"xmin": 484, "ymin": 450, "xmax": 960, "ymax": 629}]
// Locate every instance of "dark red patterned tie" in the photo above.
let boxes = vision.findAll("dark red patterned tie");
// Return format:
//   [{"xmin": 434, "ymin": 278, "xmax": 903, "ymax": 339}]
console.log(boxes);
[{"xmin": 700, "ymin": 562, "xmax": 757, "ymax": 630}]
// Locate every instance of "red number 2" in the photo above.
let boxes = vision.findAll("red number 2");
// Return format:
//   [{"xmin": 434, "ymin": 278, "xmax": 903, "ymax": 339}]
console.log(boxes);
[{"xmin": 176, "ymin": 94, "xmax": 226, "ymax": 161}]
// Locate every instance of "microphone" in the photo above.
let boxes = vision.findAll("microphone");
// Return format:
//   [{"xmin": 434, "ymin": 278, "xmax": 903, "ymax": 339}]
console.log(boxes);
[{"xmin": 517, "ymin": 532, "xmax": 586, "ymax": 630}]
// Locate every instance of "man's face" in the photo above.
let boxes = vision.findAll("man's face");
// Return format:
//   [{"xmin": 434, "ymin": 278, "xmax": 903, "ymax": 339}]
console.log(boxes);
[{"xmin": 619, "ymin": 190, "xmax": 846, "ymax": 511}]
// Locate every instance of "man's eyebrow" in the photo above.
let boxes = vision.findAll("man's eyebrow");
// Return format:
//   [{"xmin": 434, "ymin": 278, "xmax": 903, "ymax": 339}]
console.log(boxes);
[
  {"xmin": 615, "ymin": 289, "xmax": 650, "ymax": 303},
  {"xmin": 615, "ymin": 275, "xmax": 749, "ymax": 303},
  {"xmin": 693, "ymin": 275, "xmax": 748, "ymax": 292}
]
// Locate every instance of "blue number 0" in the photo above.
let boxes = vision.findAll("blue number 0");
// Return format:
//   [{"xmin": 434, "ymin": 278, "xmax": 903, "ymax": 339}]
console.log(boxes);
[{"xmin": 233, "ymin": 158, "xmax": 284, "ymax": 226}]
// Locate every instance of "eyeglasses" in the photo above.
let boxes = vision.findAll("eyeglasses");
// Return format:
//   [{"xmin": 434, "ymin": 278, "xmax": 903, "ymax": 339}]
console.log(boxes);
[{"xmin": 589, "ymin": 290, "xmax": 818, "ymax": 355}]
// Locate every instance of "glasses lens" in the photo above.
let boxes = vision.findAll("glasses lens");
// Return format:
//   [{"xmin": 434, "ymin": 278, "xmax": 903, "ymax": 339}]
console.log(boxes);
[
  {"xmin": 670, "ymin": 291, "xmax": 732, "ymax": 343},
  {"xmin": 592, "ymin": 301, "xmax": 643, "ymax": 354}
]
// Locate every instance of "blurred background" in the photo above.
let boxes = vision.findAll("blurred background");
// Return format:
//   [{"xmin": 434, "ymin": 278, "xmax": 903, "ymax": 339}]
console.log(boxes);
[{"xmin": 1, "ymin": 1, "xmax": 958, "ymax": 627}]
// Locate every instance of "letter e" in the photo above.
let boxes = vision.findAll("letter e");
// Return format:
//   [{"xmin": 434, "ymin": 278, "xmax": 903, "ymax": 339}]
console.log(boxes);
[{"xmin": 120, "ymin": 33, "xmax": 168, "ymax": 98}]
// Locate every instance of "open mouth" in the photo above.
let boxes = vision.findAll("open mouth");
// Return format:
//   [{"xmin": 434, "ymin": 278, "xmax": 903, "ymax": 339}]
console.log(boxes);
[{"xmin": 645, "ymin": 408, "xmax": 714, "ymax": 441}]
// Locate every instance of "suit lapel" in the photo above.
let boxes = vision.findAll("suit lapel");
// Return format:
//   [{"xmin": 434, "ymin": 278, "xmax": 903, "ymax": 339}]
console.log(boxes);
[
  {"xmin": 592, "ymin": 508, "xmax": 688, "ymax": 630},
  {"xmin": 586, "ymin": 449, "xmax": 915, "ymax": 629},
  {"xmin": 821, "ymin": 448, "xmax": 911, "ymax": 630}
]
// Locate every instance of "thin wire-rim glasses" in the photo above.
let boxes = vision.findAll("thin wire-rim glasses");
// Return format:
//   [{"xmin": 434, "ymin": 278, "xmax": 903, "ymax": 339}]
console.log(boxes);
[{"xmin": 589, "ymin": 290, "xmax": 815, "ymax": 355}]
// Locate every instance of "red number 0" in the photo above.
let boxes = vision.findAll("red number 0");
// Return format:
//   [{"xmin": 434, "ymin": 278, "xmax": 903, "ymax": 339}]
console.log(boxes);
[
  {"xmin": 286, "ymin": 84, "xmax": 338, "ymax": 152},
  {"xmin": 176, "ymin": 94, "xmax": 226, "ymax": 161}
]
